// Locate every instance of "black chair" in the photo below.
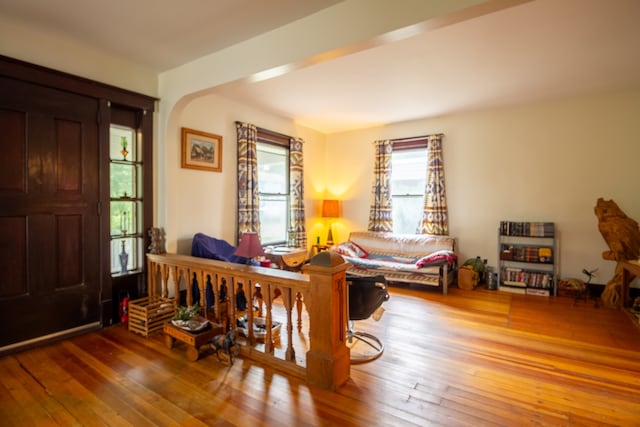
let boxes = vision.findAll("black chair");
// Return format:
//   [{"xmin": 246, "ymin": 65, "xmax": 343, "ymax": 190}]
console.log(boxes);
[{"xmin": 346, "ymin": 274, "xmax": 390, "ymax": 363}]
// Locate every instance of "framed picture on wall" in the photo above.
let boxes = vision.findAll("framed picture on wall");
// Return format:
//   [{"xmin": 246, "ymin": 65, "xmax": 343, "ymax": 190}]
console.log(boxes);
[{"xmin": 181, "ymin": 127, "xmax": 222, "ymax": 172}]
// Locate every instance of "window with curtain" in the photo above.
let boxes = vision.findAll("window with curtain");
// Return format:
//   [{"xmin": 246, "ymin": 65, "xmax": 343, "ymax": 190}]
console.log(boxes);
[
  {"xmin": 257, "ymin": 141, "xmax": 290, "ymax": 245},
  {"xmin": 369, "ymin": 134, "xmax": 447, "ymax": 236},
  {"xmin": 390, "ymin": 146, "xmax": 428, "ymax": 234},
  {"xmin": 237, "ymin": 121, "xmax": 306, "ymax": 247}
]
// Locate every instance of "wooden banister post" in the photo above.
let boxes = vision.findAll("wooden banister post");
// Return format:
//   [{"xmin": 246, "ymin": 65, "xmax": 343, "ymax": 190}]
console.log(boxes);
[{"xmin": 303, "ymin": 252, "xmax": 350, "ymax": 390}]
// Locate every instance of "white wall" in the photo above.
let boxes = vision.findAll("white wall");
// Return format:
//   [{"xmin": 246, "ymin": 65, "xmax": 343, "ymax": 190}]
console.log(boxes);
[
  {"xmin": 0, "ymin": 15, "xmax": 158, "ymax": 96},
  {"xmin": 165, "ymin": 93, "xmax": 327, "ymax": 254},
  {"xmin": 155, "ymin": 0, "xmax": 491, "ymax": 236},
  {"xmin": 325, "ymin": 90, "xmax": 640, "ymax": 283},
  {"xmin": 4, "ymin": 2, "xmax": 638, "ymax": 286}
]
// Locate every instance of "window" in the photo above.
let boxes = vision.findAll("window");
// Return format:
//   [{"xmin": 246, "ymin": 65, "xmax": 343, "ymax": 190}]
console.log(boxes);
[
  {"xmin": 110, "ymin": 124, "xmax": 143, "ymax": 275},
  {"xmin": 390, "ymin": 147, "xmax": 428, "ymax": 234},
  {"xmin": 257, "ymin": 142, "xmax": 289, "ymax": 245}
]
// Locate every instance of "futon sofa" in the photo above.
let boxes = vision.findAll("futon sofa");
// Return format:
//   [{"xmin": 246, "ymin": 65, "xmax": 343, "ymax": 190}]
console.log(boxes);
[{"xmin": 332, "ymin": 231, "xmax": 457, "ymax": 294}]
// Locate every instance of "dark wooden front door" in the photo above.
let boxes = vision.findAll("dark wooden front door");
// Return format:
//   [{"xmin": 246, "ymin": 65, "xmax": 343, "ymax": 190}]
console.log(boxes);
[{"xmin": 0, "ymin": 76, "xmax": 101, "ymax": 347}]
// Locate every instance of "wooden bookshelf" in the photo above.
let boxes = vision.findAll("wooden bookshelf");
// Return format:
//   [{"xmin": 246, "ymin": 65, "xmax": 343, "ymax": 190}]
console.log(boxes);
[{"xmin": 498, "ymin": 221, "xmax": 557, "ymax": 296}]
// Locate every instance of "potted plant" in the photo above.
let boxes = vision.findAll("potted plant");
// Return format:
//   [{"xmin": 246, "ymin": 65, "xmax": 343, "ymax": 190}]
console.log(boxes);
[{"xmin": 172, "ymin": 305, "xmax": 208, "ymax": 331}]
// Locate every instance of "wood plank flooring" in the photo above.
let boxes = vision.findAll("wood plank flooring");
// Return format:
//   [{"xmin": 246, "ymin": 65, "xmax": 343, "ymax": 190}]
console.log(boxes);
[{"xmin": 1, "ymin": 286, "xmax": 639, "ymax": 426}]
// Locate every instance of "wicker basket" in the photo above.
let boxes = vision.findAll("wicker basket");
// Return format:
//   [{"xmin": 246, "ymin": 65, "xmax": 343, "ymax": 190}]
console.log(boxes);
[{"xmin": 457, "ymin": 266, "xmax": 479, "ymax": 290}]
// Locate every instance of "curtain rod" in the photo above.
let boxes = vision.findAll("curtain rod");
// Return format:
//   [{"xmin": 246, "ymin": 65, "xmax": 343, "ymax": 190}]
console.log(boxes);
[
  {"xmin": 235, "ymin": 121, "xmax": 292, "ymax": 141},
  {"xmin": 258, "ymin": 127, "xmax": 292, "ymax": 141},
  {"xmin": 234, "ymin": 121, "xmax": 442, "ymax": 143},
  {"xmin": 391, "ymin": 133, "xmax": 444, "ymax": 143}
]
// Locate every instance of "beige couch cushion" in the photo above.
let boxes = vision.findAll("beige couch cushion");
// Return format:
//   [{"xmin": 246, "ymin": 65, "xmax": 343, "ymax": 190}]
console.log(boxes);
[{"xmin": 348, "ymin": 231, "xmax": 455, "ymax": 259}]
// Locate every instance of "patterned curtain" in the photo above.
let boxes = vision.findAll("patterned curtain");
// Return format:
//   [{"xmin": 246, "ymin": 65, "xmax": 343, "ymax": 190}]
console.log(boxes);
[
  {"xmin": 417, "ymin": 134, "xmax": 448, "ymax": 235},
  {"xmin": 367, "ymin": 140, "xmax": 393, "ymax": 232},
  {"xmin": 289, "ymin": 138, "xmax": 307, "ymax": 248},
  {"xmin": 236, "ymin": 122, "xmax": 260, "ymax": 239}
]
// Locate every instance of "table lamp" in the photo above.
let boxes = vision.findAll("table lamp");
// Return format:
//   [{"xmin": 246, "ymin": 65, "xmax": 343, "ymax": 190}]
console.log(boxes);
[
  {"xmin": 234, "ymin": 232, "xmax": 265, "ymax": 264},
  {"xmin": 322, "ymin": 199, "xmax": 340, "ymax": 245}
]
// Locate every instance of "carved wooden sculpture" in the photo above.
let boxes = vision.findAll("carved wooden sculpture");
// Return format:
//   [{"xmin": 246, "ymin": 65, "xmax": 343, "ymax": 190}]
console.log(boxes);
[
  {"xmin": 594, "ymin": 198, "xmax": 640, "ymax": 306},
  {"xmin": 148, "ymin": 227, "xmax": 167, "ymax": 254}
]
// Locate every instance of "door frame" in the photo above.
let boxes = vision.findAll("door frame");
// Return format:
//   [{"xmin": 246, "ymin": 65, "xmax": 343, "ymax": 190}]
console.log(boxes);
[{"xmin": 0, "ymin": 55, "xmax": 156, "ymax": 354}]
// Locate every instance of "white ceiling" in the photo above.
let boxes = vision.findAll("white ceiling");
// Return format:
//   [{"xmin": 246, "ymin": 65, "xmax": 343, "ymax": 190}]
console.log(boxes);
[
  {"xmin": 0, "ymin": 0, "xmax": 341, "ymax": 72},
  {"xmin": 2, "ymin": 0, "xmax": 640, "ymax": 134}
]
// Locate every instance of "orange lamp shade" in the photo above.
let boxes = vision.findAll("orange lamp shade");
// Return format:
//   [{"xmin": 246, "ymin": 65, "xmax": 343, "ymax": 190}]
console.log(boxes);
[{"xmin": 322, "ymin": 200, "xmax": 340, "ymax": 218}]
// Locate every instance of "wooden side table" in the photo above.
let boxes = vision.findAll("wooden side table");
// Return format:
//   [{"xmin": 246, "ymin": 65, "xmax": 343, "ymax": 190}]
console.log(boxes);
[
  {"xmin": 163, "ymin": 320, "xmax": 223, "ymax": 362},
  {"xmin": 621, "ymin": 260, "xmax": 640, "ymax": 307},
  {"xmin": 311, "ymin": 244, "xmax": 330, "ymax": 256},
  {"xmin": 264, "ymin": 247, "xmax": 308, "ymax": 331},
  {"xmin": 264, "ymin": 247, "xmax": 308, "ymax": 272}
]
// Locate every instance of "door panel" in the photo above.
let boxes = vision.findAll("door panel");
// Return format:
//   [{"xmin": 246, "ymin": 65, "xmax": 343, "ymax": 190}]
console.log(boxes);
[
  {"xmin": 0, "ymin": 109, "xmax": 26, "ymax": 192},
  {"xmin": 0, "ymin": 76, "xmax": 100, "ymax": 347},
  {"xmin": 56, "ymin": 119, "xmax": 82, "ymax": 192},
  {"xmin": 0, "ymin": 216, "xmax": 27, "ymax": 298},
  {"xmin": 57, "ymin": 214, "xmax": 84, "ymax": 288}
]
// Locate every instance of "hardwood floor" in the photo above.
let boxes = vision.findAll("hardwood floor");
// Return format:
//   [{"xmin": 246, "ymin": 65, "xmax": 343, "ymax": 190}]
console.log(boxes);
[{"xmin": 1, "ymin": 286, "xmax": 639, "ymax": 426}]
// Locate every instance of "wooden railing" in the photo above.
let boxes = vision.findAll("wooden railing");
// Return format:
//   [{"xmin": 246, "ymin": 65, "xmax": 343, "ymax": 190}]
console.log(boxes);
[{"xmin": 146, "ymin": 253, "xmax": 350, "ymax": 390}]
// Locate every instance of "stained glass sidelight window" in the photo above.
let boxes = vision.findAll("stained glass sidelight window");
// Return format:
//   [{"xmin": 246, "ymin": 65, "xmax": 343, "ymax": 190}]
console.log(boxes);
[{"xmin": 110, "ymin": 125, "xmax": 143, "ymax": 275}]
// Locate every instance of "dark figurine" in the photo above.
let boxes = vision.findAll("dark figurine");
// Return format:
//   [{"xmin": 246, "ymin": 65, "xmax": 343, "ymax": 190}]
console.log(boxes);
[
  {"xmin": 236, "ymin": 283, "xmax": 247, "ymax": 311},
  {"xmin": 210, "ymin": 331, "xmax": 240, "ymax": 365},
  {"xmin": 219, "ymin": 281, "xmax": 227, "ymax": 302}
]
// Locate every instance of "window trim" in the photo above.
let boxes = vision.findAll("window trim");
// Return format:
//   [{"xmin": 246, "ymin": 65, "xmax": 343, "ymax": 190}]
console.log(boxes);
[
  {"xmin": 256, "ymin": 130, "xmax": 291, "ymax": 246},
  {"xmin": 391, "ymin": 133, "xmax": 442, "ymax": 150},
  {"xmin": 390, "ymin": 136, "xmax": 434, "ymax": 234},
  {"xmin": 257, "ymin": 127, "xmax": 290, "ymax": 147}
]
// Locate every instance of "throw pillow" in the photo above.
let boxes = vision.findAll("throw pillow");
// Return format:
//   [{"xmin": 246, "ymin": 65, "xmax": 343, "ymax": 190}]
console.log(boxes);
[
  {"xmin": 415, "ymin": 250, "xmax": 457, "ymax": 268},
  {"xmin": 335, "ymin": 241, "xmax": 369, "ymax": 258}
]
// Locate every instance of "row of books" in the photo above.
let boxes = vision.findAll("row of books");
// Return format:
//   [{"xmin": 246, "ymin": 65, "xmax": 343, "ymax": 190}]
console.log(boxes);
[
  {"xmin": 500, "ymin": 245, "xmax": 553, "ymax": 263},
  {"xmin": 499, "ymin": 286, "xmax": 552, "ymax": 296},
  {"xmin": 499, "ymin": 221, "xmax": 555, "ymax": 237},
  {"xmin": 500, "ymin": 267, "xmax": 553, "ymax": 289}
]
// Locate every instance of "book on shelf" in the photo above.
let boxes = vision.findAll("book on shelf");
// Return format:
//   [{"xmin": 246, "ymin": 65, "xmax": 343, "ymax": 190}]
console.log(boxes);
[
  {"xmin": 503, "ymin": 280, "xmax": 527, "ymax": 288},
  {"xmin": 499, "ymin": 285, "xmax": 527, "ymax": 295},
  {"xmin": 526, "ymin": 288, "xmax": 551, "ymax": 296},
  {"xmin": 499, "ymin": 221, "xmax": 554, "ymax": 237},
  {"xmin": 500, "ymin": 245, "xmax": 553, "ymax": 263},
  {"xmin": 500, "ymin": 267, "xmax": 552, "ymax": 288}
]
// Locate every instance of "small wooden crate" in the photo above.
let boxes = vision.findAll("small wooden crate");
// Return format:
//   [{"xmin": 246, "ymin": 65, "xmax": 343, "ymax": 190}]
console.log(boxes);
[{"xmin": 128, "ymin": 296, "xmax": 176, "ymax": 337}]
